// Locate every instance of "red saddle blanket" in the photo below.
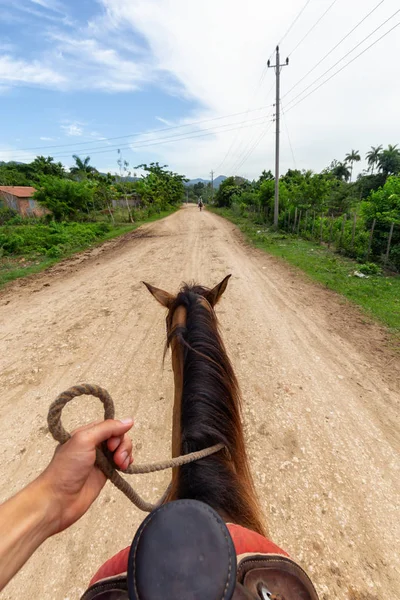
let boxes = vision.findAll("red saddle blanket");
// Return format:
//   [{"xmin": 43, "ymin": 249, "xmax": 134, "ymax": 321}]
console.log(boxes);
[{"xmin": 90, "ymin": 523, "xmax": 289, "ymax": 586}]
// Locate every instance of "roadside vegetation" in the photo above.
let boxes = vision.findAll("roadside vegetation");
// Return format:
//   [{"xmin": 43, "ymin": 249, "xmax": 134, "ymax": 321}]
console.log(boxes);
[
  {"xmin": 212, "ymin": 144, "xmax": 400, "ymax": 333},
  {"xmin": 0, "ymin": 156, "xmax": 185, "ymax": 286}
]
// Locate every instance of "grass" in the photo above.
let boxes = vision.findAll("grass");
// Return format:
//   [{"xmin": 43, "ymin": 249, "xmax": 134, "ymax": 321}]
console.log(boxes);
[
  {"xmin": 212, "ymin": 208, "xmax": 400, "ymax": 332},
  {"xmin": 0, "ymin": 206, "xmax": 177, "ymax": 288}
]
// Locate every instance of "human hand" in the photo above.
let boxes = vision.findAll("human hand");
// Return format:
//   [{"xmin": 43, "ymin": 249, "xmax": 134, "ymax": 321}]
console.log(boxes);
[{"xmin": 37, "ymin": 418, "xmax": 134, "ymax": 535}]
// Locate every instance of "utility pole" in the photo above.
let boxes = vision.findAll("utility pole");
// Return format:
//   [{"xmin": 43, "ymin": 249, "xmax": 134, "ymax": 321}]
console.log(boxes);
[
  {"xmin": 210, "ymin": 169, "xmax": 214, "ymax": 204},
  {"xmin": 268, "ymin": 46, "xmax": 289, "ymax": 228}
]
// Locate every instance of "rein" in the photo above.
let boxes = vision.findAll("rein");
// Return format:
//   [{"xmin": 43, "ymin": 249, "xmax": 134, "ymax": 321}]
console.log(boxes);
[{"xmin": 47, "ymin": 383, "xmax": 225, "ymax": 512}]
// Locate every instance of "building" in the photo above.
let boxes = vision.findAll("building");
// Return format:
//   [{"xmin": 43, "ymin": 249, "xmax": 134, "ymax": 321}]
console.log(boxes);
[
  {"xmin": 0, "ymin": 186, "xmax": 47, "ymax": 217},
  {"xmin": 112, "ymin": 193, "xmax": 142, "ymax": 209}
]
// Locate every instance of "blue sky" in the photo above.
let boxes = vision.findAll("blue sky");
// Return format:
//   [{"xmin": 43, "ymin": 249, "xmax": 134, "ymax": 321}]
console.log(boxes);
[{"xmin": 1, "ymin": 0, "xmax": 399, "ymax": 178}]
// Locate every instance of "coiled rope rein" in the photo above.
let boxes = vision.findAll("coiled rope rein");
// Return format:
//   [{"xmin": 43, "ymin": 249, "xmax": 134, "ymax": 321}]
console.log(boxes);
[{"xmin": 47, "ymin": 384, "xmax": 225, "ymax": 513}]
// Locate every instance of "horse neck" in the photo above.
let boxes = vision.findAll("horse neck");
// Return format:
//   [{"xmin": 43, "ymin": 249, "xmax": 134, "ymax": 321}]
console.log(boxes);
[{"xmin": 167, "ymin": 296, "xmax": 266, "ymax": 536}]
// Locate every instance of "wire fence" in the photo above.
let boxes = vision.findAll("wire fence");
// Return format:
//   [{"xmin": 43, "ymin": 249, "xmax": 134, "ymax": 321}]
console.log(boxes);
[
  {"xmin": 279, "ymin": 208, "xmax": 398, "ymax": 271},
  {"xmin": 239, "ymin": 203, "xmax": 399, "ymax": 272}
]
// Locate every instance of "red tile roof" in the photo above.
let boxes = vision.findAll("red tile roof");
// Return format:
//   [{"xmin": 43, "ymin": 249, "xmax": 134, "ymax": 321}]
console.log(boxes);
[{"xmin": 0, "ymin": 186, "xmax": 36, "ymax": 198}]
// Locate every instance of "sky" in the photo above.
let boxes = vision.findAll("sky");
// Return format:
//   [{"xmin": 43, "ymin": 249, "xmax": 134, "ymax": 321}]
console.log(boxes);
[{"xmin": 0, "ymin": 0, "xmax": 399, "ymax": 180}]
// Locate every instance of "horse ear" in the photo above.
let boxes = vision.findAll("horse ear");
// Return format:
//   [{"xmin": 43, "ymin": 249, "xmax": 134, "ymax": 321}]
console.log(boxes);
[
  {"xmin": 143, "ymin": 282, "xmax": 174, "ymax": 308},
  {"xmin": 205, "ymin": 274, "xmax": 232, "ymax": 307}
]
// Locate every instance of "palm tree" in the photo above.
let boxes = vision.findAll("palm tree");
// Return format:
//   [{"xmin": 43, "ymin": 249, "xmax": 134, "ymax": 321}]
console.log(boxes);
[
  {"xmin": 365, "ymin": 145, "xmax": 382, "ymax": 174},
  {"xmin": 332, "ymin": 161, "xmax": 351, "ymax": 182},
  {"xmin": 70, "ymin": 155, "xmax": 97, "ymax": 179},
  {"xmin": 344, "ymin": 150, "xmax": 361, "ymax": 182},
  {"xmin": 377, "ymin": 144, "xmax": 400, "ymax": 176}
]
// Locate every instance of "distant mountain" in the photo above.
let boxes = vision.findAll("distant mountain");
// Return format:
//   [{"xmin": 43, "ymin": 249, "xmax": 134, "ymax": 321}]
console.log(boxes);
[
  {"xmin": 185, "ymin": 175, "xmax": 227, "ymax": 189},
  {"xmin": 213, "ymin": 175, "xmax": 227, "ymax": 188}
]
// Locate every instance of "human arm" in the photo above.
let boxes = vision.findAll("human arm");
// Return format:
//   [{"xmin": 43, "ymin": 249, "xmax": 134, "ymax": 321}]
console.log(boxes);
[{"xmin": 0, "ymin": 418, "xmax": 133, "ymax": 592}]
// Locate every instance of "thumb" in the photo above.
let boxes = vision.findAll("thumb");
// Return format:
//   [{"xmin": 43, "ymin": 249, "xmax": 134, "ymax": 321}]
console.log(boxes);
[{"xmin": 76, "ymin": 418, "xmax": 134, "ymax": 448}]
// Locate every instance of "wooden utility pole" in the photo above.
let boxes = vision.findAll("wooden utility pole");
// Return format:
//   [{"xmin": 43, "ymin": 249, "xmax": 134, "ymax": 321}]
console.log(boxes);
[
  {"xmin": 268, "ymin": 46, "xmax": 289, "ymax": 228},
  {"xmin": 210, "ymin": 170, "xmax": 214, "ymax": 203}
]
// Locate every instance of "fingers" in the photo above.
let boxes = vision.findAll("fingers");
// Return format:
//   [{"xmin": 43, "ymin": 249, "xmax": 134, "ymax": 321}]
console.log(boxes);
[
  {"xmin": 73, "ymin": 418, "xmax": 134, "ymax": 449},
  {"xmin": 107, "ymin": 435, "xmax": 121, "ymax": 452},
  {"xmin": 71, "ymin": 420, "xmax": 103, "ymax": 436},
  {"xmin": 111, "ymin": 433, "xmax": 134, "ymax": 471}
]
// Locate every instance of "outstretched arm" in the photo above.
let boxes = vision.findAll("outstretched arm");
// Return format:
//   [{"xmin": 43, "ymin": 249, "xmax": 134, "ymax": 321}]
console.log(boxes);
[{"xmin": 0, "ymin": 417, "xmax": 134, "ymax": 592}]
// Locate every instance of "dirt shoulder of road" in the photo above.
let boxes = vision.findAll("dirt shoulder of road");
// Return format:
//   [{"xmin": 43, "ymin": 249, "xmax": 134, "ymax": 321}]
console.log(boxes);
[
  {"xmin": 214, "ymin": 211, "xmax": 400, "ymax": 394},
  {"xmin": 0, "ymin": 220, "xmax": 162, "ymax": 302}
]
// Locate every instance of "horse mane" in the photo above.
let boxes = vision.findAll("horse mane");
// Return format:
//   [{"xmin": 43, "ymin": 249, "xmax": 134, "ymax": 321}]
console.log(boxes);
[{"xmin": 166, "ymin": 283, "xmax": 266, "ymax": 536}]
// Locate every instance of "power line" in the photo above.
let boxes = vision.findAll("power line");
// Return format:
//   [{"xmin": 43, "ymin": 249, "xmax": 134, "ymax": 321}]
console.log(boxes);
[
  {"xmin": 284, "ymin": 7, "xmax": 400, "ymax": 109},
  {"xmin": 277, "ymin": 0, "xmax": 313, "ymax": 47},
  {"xmin": 10, "ymin": 112, "xmax": 273, "ymax": 161},
  {"xmin": 233, "ymin": 121, "xmax": 274, "ymax": 173},
  {"xmin": 12, "ymin": 106, "xmax": 270, "ymax": 153},
  {"xmin": 288, "ymin": 0, "xmax": 339, "ymax": 56},
  {"xmin": 9, "ymin": 117, "xmax": 274, "ymax": 163},
  {"xmin": 222, "ymin": 109, "xmax": 274, "ymax": 175},
  {"xmin": 281, "ymin": 102, "xmax": 297, "ymax": 169},
  {"xmin": 285, "ymin": 19, "xmax": 400, "ymax": 113},
  {"xmin": 283, "ymin": 0, "xmax": 386, "ymax": 99},
  {"xmin": 215, "ymin": 84, "xmax": 274, "ymax": 174}
]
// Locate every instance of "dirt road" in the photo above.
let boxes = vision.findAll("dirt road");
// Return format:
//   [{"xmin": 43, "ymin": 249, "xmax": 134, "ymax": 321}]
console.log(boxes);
[{"xmin": 0, "ymin": 205, "xmax": 399, "ymax": 600}]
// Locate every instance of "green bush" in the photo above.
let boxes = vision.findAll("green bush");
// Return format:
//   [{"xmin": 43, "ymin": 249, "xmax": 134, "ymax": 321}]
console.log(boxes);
[
  {"xmin": 0, "ymin": 207, "xmax": 18, "ymax": 225},
  {"xmin": 357, "ymin": 262, "xmax": 382, "ymax": 275},
  {"xmin": 46, "ymin": 245, "xmax": 65, "ymax": 258},
  {"xmin": 0, "ymin": 222, "xmax": 116, "ymax": 257}
]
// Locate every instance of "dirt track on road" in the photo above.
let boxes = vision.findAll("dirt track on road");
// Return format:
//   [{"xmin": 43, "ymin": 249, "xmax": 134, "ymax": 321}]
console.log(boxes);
[{"xmin": 0, "ymin": 205, "xmax": 399, "ymax": 600}]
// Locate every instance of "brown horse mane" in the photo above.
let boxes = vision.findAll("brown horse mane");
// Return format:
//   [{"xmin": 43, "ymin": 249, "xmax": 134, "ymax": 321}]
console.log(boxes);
[{"xmin": 166, "ymin": 283, "xmax": 266, "ymax": 536}]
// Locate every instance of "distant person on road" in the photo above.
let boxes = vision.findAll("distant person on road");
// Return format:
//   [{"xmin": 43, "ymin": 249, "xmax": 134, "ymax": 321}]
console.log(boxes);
[{"xmin": 0, "ymin": 417, "xmax": 134, "ymax": 593}]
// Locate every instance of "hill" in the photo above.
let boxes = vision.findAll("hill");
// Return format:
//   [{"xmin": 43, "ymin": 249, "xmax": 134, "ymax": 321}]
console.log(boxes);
[{"xmin": 185, "ymin": 175, "xmax": 227, "ymax": 189}]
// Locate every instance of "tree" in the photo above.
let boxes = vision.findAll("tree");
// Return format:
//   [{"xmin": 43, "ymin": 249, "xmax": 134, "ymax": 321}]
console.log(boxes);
[
  {"xmin": 93, "ymin": 172, "xmax": 116, "ymax": 224},
  {"xmin": 344, "ymin": 150, "xmax": 361, "ymax": 182},
  {"xmin": 193, "ymin": 181, "xmax": 205, "ymax": 199},
  {"xmin": 377, "ymin": 145, "xmax": 400, "ymax": 176},
  {"xmin": 70, "ymin": 155, "xmax": 97, "ymax": 179},
  {"xmin": 331, "ymin": 161, "xmax": 351, "ymax": 182},
  {"xmin": 365, "ymin": 146, "xmax": 382, "ymax": 175},
  {"xmin": 34, "ymin": 177, "xmax": 94, "ymax": 221},
  {"xmin": 134, "ymin": 162, "xmax": 187, "ymax": 209},
  {"xmin": 0, "ymin": 164, "xmax": 29, "ymax": 186},
  {"xmin": 117, "ymin": 150, "xmax": 134, "ymax": 222},
  {"xmin": 30, "ymin": 156, "xmax": 65, "ymax": 179},
  {"xmin": 361, "ymin": 175, "xmax": 400, "ymax": 269},
  {"xmin": 215, "ymin": 176, "xmax": 248, "ymax": 208}
]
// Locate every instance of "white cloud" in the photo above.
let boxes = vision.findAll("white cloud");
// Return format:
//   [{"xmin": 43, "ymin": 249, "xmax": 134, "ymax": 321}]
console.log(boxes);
[
  {"xmin": 40, "ymin": 136, "xmax": 55, "ymax": 141},
  {"xmin": 47, "ymin": 33, "xmax": 153, "ymax": 91},
  {"xmin": 156, "ymin": 116, "xmax": 174, "ymax": 126},
  {"xmin": 60, "ymin": 122, "xmax": 83, "ymax": 136},
  {"xmin": 31, "ymin": 0, "xmax": 64, "ymax": 12},
  {"xmin": 0, "ymin": 147, "xmax": 36, "ymax": 163},
  {"xmin": 98, "ymin": 0, "xmax": 400, "ymax": 179},
  {"xmin": 0, "ymin": 55, "xmax": 65, "ymax": 86}
]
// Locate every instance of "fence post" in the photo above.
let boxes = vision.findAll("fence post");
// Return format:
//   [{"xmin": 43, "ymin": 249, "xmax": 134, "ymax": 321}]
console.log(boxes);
[
  {"xmin": 292, "ymin": 207, "xmax": 298, "ymax": 233},
  {"xmin": 339, "ymin": 214, "xmax": 346, "ymax": 249},
  {"xmin": 319, "ymin": 216, "xmax": 323, "ymax": 244},
  {"xmin": 384, "ymin": 222, "xmax": 395, "ymax": 266},
  {"xmin": 312, "ymin": 211, "xmax": 316, "ymax": 237},
  {"xmin": 351, "ymin": 213, "xmax": 357, "ymax": 251},
  {"xmin": 366, "ymin": 218, "xmax": 376, "ymax": 260},
  {"xmin": 328, "ymin": 215, "xmax": 334, "ymax": 248},
  {"xmin": 304, "ymin": 210, "xmax": 308, "ymax": 234},
  {"xmin": 297, "ymin": 210, "xmax": 302, "ymax": 235},
  {"xmin": 288, "ymin": 208, "xmax": 291, "ymax": 231}
]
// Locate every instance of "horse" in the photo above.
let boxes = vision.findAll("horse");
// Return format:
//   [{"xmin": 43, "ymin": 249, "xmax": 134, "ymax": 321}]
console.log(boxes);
[
  {"xmin": 143, "ymin": 275, "xmax": 265, "ymax": 536},
  {"xmin": 85, "ymin": 277, "xmax": 318, "ymax": 599}
]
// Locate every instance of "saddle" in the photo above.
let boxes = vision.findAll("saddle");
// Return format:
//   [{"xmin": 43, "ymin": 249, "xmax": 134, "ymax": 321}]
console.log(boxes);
[{"xmin": 81, "ymin": 500, "xmax": 319, "ymax": 600}]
